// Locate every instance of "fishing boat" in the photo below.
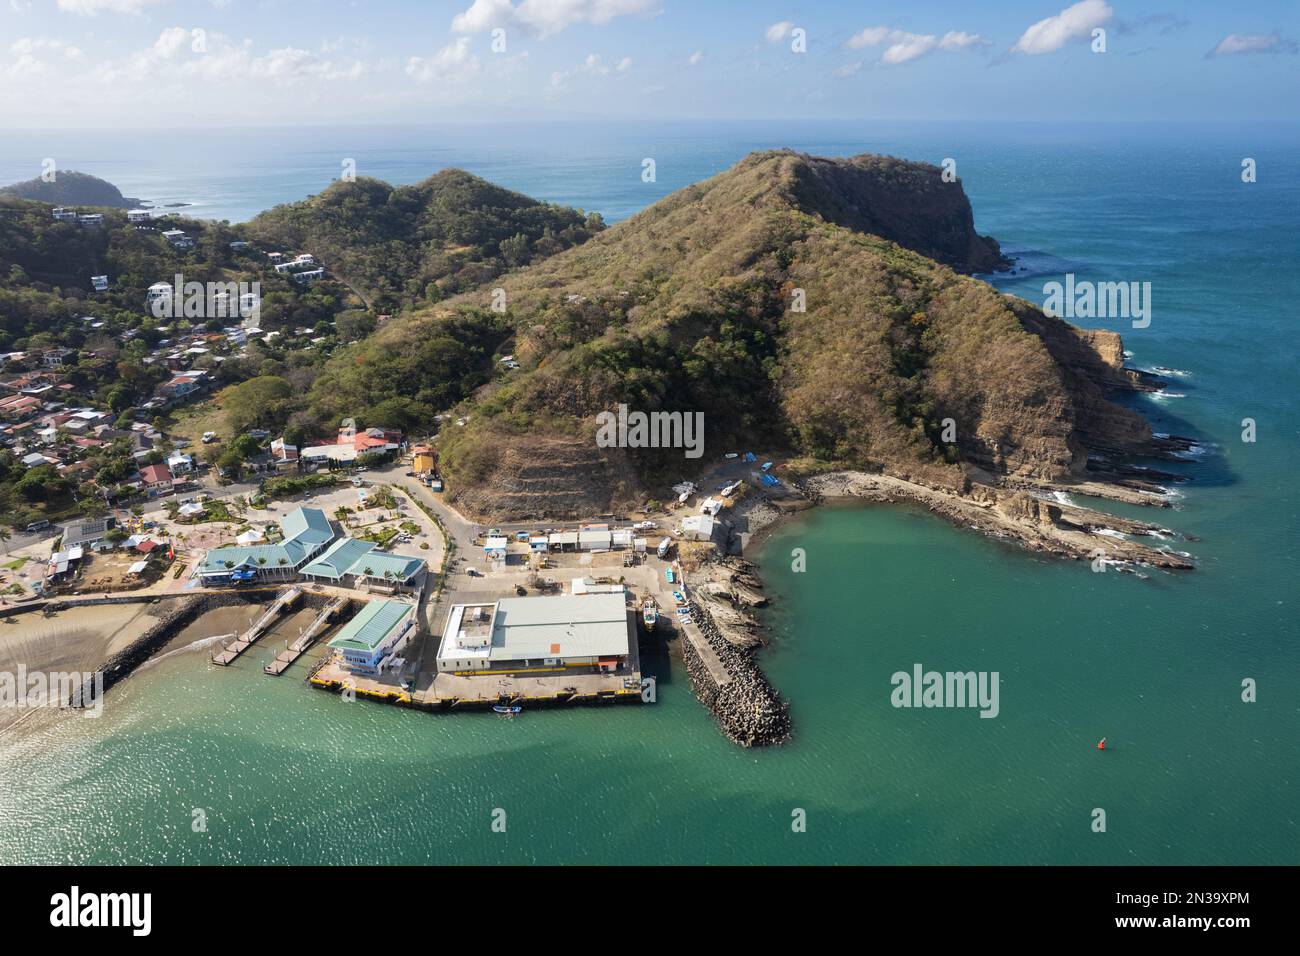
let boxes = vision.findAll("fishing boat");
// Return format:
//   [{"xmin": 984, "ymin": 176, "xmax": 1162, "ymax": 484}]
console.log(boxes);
[
  {"xmin": 657, "ymin": 537, "xmax": 671, "ymax": 559},
  {"xmin": 641, "ymin": 598, "xmax": 659, "ymax": 630},
  {"xmin": 493, "ymin": 703, "xmax": 522, "ymax": 715}
]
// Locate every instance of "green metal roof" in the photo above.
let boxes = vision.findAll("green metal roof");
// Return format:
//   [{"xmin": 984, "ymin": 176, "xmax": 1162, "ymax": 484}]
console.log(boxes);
[
  {"xmin": 301, "ymin": 537, "xmax": 376, "ymax": 579},
  {"xmin": 354, "ymin": 551, "xmax": 424, "ymax": 582},
  {"xmin": 280, "ymin": 506, "xmax": 333, "ymax": 547},
  {"xmin": 198, "ymin": 543, "xmax": 296, "ymax": 572},
  {"xmin": 329, "ymin": 599, "xmax": 414, "ymax": 653},
  {"xmin": 197, "ymin": 506, "xmax": 334, "ymax": 574}
]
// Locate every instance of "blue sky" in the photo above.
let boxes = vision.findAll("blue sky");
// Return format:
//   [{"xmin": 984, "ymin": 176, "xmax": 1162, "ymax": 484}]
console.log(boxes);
[{"xmin": 2, "ymin": 0, "xmax": 1297, "ymax": 127}]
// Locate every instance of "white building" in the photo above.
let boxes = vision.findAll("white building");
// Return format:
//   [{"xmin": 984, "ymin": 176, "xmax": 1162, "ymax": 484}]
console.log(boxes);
[
  {"xmin": 436, "ymin": 593, "xmax": 632, "ymax": 674},
  {"xmin": 90, "ymin": 275, "xmax": 109, "ymax": 292},
  {"xmin": 128, "ymin": 209, "xmax": 152, "ymax": 224}
]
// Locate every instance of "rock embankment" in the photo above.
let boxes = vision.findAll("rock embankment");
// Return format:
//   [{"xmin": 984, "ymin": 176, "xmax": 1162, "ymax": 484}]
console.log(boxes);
[
  {"xmin": 679, "ymin": 594, "xmax": 790, "ymax": 747},
  {"xmin": 797, "ymin": 470, "xmax": 1194, "ymax": 570},
  {"xmin": 692, "ymin": 558, "xmax": 769, "ymax": 649},
  {"xmin": 67, "ymin": 589, "xmax": 322, "ymax": 704}
]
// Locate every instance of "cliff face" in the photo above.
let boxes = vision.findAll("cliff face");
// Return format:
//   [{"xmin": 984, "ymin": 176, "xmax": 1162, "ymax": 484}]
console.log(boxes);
[
  {"xmin": 786, "ymin": 153, "xmax": 1009, "ymax": 273},
  {"xmin": 363, "ymin": 151, "xmax": 1165, "ymax": 519}
]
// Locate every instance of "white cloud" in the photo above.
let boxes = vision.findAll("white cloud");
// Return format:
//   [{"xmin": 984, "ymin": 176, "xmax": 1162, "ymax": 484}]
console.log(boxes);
[
  {"xmin": 10, "ymin": 37, "xmax": 83, "ymax": 59},
  {"xmin": 688, "ymin": 50, "xmax": 703, "ymax": 66},
  {"xmin": 1010, "ymin": 0, "xmax": 1113, "ymax": 56},
  {"xmin": 548, "ymin": 51, "xmax": 631, "ymax": 91},
  {"xmin": 453, "ymin": 0, "xmax": 658, "ymax": 38},
  {"xmin": 1208, "ymin": 32, "xmax": 1298, "ymax": 57},
  {"xmin": 765, "ymin": 21, "xmax": 793, "ymax": 44},
  {"xmin": 0, "ymin": 53, "xmax": 45, "ymax": 78},
  {"xmin": 452, "ymin": 0, "xmax": 515, "ymax": 34},
  {"xmin": 847, "ymin": 27, "xmax": 892, "ymax": 49},
  {"xmin": 939, "ymin": 31, "xmax": 985, "ymax": 51},
  {"xmin": 848, "ymin": 26, "xmax": 990, "ymax": 65},
  {"xmin": 407, "ymin": 37, "xmax": 480, "ymax": 82},
  {"xmin": 151, "ymin": 26, "xmax": 190, "ymax": 59},
  {"xmin": 56, "ymin": 0, "xmax": 162, "ymax": 14},
  {"xmin": 251, "ymin": 47, "xmax": 364, "ymax": 81},
  {"xmin": 833, "ymin": 61, "xmax": 862, "ymax": 78}
]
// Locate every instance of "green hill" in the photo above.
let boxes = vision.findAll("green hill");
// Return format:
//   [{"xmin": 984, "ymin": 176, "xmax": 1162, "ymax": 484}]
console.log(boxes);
[
  {"xmin": 312, "ymin": 151, "xmax": 1170, "ymax": 518},
  {"xmin": 0, "ymin": 170, "xmax": 139, "ymax": 208},
  {"xmin": 243, "ymin": 169, "xmax": 603, "ymax": 313}
]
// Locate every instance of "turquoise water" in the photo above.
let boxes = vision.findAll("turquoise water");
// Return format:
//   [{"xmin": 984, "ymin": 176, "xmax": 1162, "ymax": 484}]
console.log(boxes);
[{"xmin": 1, "ymin": 121, "xmax": 1297, "ymax": 864}]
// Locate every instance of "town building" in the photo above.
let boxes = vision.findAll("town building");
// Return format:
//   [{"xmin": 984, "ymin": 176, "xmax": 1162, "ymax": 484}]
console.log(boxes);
[
  {"xmin": 299, "ymin": 537, "xmax": 424, "ymax": 593},
  {"xmin": 193, "ymin": 506, "xmax": 334, "ymax": 584},
  {"xmin": 270, "ymin": 437, "xmax": 299, "ymax": 465},
  {"xmin": 301, "ymin": 423, "xmax": 401, "ymax": 465},
  {"xmin": 436, "ymin": 593, "xmax": 632, "ymax": 675},
  {"xmin": 166, "ymin": 452, "xmax": 194, "ymax": 475},
  {"xmin": 161, "ymin": 229, "xmax": 194, "ymax": 249},
  {"xmin": 328, "ymin": 599, "xmax": 417, "ymax": 676},
  {"xmin": 59, "ymin": 516, "xmax": 117, "ymax": 550},
  {"xmin": 411, "ymin": 444, "xmax": 437, "ymax": 475},
  {"xmin": 138, "ymin": 462, "xmax": 174, "ymax": 493},
  {"xmin": 146, "ymin": 282, "xmax": 173, "ymax": 307}
]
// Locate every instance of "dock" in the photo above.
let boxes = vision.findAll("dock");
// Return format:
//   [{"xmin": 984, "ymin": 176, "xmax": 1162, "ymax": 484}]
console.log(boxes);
[
  {"xmin": 211, "ymin": 588, "xmax": 302, "ymax": 666},
  {"xmin": 263, "ymin": 596, "xmax": 350, "ymax": 676},
  {"xmin": 676, "ymin": 616, "xmax": 731, "ymax": 686}
]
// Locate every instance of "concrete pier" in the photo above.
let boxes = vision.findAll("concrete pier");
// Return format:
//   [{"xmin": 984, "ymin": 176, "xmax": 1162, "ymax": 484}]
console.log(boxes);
[
  {"xmin": 264, "ymin": 595, "xmax": 349, "ymax": 676},
  {"xmin": 211, "ymin": 588, "xmax": 302, "ymax": 666}
]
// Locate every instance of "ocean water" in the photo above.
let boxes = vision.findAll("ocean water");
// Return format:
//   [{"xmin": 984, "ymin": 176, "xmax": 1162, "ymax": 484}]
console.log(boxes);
[{"xmin": 1, "ymin": 121, "xmax": 1297, "ymax": 864}]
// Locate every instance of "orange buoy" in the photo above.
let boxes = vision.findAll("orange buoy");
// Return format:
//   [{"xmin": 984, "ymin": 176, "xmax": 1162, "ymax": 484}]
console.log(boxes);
[{"xmin": 1097, "ymin": 737, "xmax": 1107, "ymax": 750}]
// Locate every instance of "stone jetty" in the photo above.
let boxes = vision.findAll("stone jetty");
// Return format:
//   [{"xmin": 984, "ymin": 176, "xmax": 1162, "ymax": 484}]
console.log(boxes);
[{"xmin": 679, "ymin": 596, "xmax": 790, "ymax": 747}]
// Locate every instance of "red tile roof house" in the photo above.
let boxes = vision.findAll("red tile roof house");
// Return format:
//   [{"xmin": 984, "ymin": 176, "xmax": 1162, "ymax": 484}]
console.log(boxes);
[
  {"xmin": 352, "ymin": 428, "xmax": 402, "ymax": 452},
  {"xmin": 138, "ymin": 463, "xmax": 175, "ymax": 495}
]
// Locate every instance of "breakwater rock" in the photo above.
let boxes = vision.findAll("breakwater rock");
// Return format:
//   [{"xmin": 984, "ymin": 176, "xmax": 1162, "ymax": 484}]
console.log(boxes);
[
  {"xmin": 83, "ymin": 589, "xmax": 328, "ymax": 701},
  {"xmin": 681, "ymin": 598, "xmax": 790, "ymax": 747}
]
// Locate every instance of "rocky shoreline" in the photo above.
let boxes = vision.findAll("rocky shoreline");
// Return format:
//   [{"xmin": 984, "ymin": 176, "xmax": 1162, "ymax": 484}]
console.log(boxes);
[{"xmin": 791, "ymin": 470, "xmax": 1194, "ymax": 570}]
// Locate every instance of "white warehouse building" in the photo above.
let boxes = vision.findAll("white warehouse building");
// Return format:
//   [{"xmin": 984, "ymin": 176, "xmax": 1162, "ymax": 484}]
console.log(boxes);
[{"xmin": 436, "ymin": 593, "xmax": 632, "ymax": 675}]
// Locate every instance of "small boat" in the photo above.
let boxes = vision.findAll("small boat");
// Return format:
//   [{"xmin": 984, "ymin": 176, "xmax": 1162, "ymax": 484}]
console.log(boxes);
[
  {"xmin": 665, "ymin": 569, "xmax": 675, "ymax": 583},
  {"xmin": 657, "ymin": 537, "xmax": 671, "ymax": 559},
  {"xmin": 493, "ymin": 704, "xmax": 522, "ymax": 715},
  {"xmin": 641, "ymin": 598, "xmax": 659, "ymax": 630},
  {"xmin": 673, "ymin": 589, "xmax": 687, "ymax": 605}
]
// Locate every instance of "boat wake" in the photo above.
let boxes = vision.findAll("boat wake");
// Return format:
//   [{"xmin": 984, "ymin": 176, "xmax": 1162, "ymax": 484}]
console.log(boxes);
[{"xmin": 135, "ymin": 633, "xmax": 232, "ymax": 672}]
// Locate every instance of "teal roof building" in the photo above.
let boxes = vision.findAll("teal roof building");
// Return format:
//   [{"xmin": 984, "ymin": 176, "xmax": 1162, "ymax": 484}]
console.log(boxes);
[
  {"xmin": 328, "ymin": 599, "xmax": 417, "ymax": 675},
  {"xmin": 195, "ymin": 506, "xmax": 335, "ymax": 582}
]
